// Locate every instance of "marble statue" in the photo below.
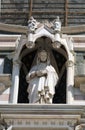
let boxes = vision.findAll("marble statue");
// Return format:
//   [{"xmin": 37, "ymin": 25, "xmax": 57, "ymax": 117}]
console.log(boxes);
[{"xmin": 26, "ymin": 50, "xmax": 59, "ymax": 104}]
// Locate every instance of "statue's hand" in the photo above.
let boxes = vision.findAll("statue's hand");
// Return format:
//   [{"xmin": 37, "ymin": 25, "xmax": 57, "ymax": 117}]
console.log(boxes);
[
  {"xmin": 42, "ymin": 70, "xmax": 47, "ymax": 75},
  {"xmin": 36, "ymin": 70, "xmax": 43, "ymax": 77},
  {"xmin": 36, "ymin": 70, "xmax": 47, "ymax": 77},
  {"xmin": 30, "ymin": 72, "xmax": 36, "ymax": 79},
  {"xmin": 26, "ymin": 72, "xmax": 36, "ymax": 82}
]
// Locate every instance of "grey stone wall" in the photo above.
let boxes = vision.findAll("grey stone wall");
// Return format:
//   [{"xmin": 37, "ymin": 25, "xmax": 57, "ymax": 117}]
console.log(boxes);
[{"xmin": 1, "ymin": 0, "xmax": 85, "ymax": 26}]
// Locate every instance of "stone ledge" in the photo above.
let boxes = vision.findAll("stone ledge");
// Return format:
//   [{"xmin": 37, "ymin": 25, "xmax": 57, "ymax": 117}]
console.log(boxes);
[{"xmin": 0, "ymin": 104, "xmax": 84, "ymax": 115}]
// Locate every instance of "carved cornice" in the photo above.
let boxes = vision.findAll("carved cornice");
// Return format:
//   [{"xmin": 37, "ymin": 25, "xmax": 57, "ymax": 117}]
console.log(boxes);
[
  {"xmin": 0, "ymin": 105, "xmax": 84, "ymax": 130},
  {"xmin": 1, "ymin": 114, "xmax": 79, "ymax": 130},
  {"xmin": 0, "ymin": 105, "xmax": 84, "ymax": 115},
  {"xmin": 4, "ymin": 119, "xmax": 76, "ymax": 129}
]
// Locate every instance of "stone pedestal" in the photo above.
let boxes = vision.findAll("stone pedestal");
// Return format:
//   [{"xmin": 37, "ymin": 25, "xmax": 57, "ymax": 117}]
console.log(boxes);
[{"xmin": 0, "ymin": 105, "xmax": 83, "ymax": 130}]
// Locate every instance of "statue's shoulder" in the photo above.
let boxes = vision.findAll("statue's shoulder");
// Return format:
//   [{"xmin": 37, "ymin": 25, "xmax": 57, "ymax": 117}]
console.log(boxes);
[
  {"xmin": 30, "ymin": 64, "xmax": 38, "ymax": 71},
  {"xmin": 46, "ymin": 65, "xmax": 55, "ymax": 71}
]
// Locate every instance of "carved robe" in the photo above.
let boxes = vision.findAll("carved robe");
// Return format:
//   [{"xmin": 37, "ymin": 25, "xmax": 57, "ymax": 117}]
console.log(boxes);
[{"xmin": 26, "ymin": 63, "xmax": 58, "ymax": 103}]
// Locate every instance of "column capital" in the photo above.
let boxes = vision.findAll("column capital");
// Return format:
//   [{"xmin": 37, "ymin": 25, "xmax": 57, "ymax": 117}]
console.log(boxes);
[
  {"xmin": 66, "ymin": 60, "xmax": 74, "ymax": 67},
  {"xmin": 13, "ymin": 59, "xmax": 21, "ymax": 66}
]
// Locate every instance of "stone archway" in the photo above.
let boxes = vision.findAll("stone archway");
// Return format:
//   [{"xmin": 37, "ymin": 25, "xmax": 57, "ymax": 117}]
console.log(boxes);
[
  {"xmin": 11, "ymin": 17, "xmax": 74, "ymax": 104},
  {"xmin": 18, "ymin": 36, "xmax": 67, "ymax": 103}
]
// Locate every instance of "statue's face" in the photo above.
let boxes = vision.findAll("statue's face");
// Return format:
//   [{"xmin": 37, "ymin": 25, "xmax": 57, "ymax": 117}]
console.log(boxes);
[{"xmin": 39, "ymin": 51, "xmax": 47, "ymax": 62}]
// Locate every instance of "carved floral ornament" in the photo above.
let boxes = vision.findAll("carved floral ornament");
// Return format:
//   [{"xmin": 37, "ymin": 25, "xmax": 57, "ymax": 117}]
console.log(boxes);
[
  {"xmin": 53, "ymin": 16, "xmax": 61, "ymax": 32},
  {"xmin": 28, "ymin": 16, "xmax": 40, "ymax": 32},
  {"xmin": 14, "ymin": 16, "xmax": 74, "ymax": 68},
  {"xmin": 28, "ymin": 16, "xmax": 61, "ymax": 32}
]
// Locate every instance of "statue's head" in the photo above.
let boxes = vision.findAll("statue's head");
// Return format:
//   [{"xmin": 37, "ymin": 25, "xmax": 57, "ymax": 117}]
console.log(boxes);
[
  {"xmin": 38, "ymin": 50, "xmax": 48, "ymax": 62},
  {"xmin": 37, "ymin": 50, "xmax": 50, "ymax": 64}
]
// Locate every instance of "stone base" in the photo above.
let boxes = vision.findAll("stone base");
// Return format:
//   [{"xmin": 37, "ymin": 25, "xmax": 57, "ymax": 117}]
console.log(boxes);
[{"xmin": 0, "ymin": 105, "xmax": 85, "ymax": 130}]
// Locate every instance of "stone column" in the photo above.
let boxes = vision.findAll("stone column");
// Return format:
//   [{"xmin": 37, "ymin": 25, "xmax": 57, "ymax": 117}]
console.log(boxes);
[
  {"xmin": 10, "ymin": 60, "xmax": 21, "ymax": 104},
  {"xmin": 66, "ymin": 60, "xmax": 74, "ymax": 104}
]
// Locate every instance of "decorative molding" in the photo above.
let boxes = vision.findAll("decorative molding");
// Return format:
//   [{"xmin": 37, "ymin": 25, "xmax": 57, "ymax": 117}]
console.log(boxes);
[
  {"xmin": 53, "ymin": 16, "xmax": 61, "ymax": 32},
  {"xmin": 0, "ymin": 35, "xmax": 85, "ymax": 51},
  {"xmin": 0, "ymin": 105, "xmax": 83, "ymax": 114},
  {"xmin": 28, "ymin": 17, "xmax": 40, "ymax": 32},
  {"xmin": 0, "ymin": 35, "xmax": 21, "ymax": 51},
  {"xmin": 3, "ymin": 117, "xmax": 78, "ymax": 129},
  {"xmin": 66, "ymin": 60, "xmax": 74, "ymax": 67},
  {"xmin": 13, "ymin": 59, "xmax": 21, "ymax": 66},
  {"xmin": 1, "ymin": 113, "xmax": 80, "ymax": 129},
  {"xmin": 0, "ymin": 105, "xmax": 84, "ymax": 130}
]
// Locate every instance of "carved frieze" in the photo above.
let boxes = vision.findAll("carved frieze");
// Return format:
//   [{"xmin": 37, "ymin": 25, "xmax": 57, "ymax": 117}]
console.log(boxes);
[
  {"xmin": 1, "ymin": 114, "xmax": 79, "ymax": 129},
  {"xmin": 28, "ymin": 17, "xmax": 40, "ymax": 32}
]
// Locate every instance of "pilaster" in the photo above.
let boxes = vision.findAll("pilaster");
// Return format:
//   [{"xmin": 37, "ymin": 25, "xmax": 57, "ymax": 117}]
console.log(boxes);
[
  {"xmin": 66, "ymin": 60, "xmax": 74, "ymax": 104},
  {"xmin": 10, "ymin": 60, "xmax": 21, "ymax": 104}
]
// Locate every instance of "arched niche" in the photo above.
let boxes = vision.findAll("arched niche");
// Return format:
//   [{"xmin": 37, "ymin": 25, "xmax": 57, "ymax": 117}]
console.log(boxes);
[{"xmin": 18, "ymin": 36, "xmax": 68, "ymax": 103}]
